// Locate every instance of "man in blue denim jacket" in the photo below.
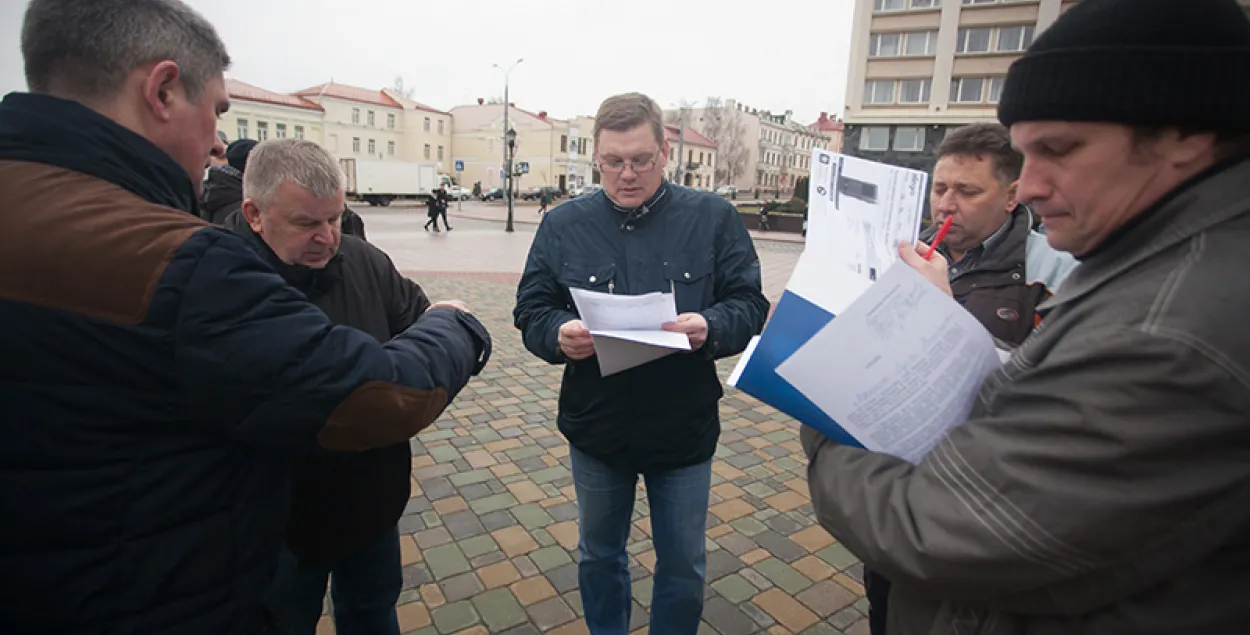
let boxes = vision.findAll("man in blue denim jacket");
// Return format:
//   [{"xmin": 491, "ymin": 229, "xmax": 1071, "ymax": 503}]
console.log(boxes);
[{"xmin": 514, "ymin": 92, "xmax": 769, "ymax": 634}]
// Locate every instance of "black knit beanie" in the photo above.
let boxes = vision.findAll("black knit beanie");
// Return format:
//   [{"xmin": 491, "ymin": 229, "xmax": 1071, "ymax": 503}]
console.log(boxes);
[
  {"xmin": 226, "ymin": 139, "xmax": 258, "ymax": 173},
  {"xmin": 998, "ymin": 0, "xmax": 1250, "ymax": 131}
]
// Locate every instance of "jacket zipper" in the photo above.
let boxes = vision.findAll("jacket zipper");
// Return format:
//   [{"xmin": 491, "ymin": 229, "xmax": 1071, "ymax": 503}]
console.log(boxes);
[{"xmin": 608, "ymin": 280, "xmax": 614, "ymax": 295}]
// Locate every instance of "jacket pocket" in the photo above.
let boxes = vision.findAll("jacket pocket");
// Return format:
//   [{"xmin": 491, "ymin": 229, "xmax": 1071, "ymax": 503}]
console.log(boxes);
[
  {"xmin": 664, "ymin": 256, "xmax": 714, "ymax": 314},
  {"xmin": 561, "ymin": 262, "xmax": 617, "ymax": 293}
]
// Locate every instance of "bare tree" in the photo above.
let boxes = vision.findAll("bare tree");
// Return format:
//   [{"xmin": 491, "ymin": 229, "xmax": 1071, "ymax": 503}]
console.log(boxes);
[
  {"xmin": 391, "ymin": 75, "xmax": 415, "ymax": 99},
  {"xmin": 698, "ymin": 97, "xmax": 749, "ymax": 187}
]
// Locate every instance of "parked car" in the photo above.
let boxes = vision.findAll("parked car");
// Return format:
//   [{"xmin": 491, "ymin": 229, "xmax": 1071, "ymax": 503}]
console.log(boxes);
[
  {"xmin": 570, "ymin": 183, "xmax": 603, "ymax": 197},
  {"xmin": 447, "ymin": 185, "xmax": 472, "ymax": 201},
  {"xmin": 716, "ymin": 185, "xmax": 738, "ymax": 197},
  {"xmin": 521, "ymin": 186, "xmax": 563, "ymax": 201},
  {"xmin": 478, "ymin": 187, "xmax": 504, "ymax": 201}
]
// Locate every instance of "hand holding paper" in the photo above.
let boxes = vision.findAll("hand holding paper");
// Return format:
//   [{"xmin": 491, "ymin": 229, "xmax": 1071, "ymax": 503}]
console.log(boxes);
[
  {"xmin": 898, "ymin": 241, "xmax": 953, "ymax": 297},
  {"xmin": 559, "ymin": 319, "xmax": 595, "ymax": 360},
  {"xmin": 569, "ymin": 288, "xmax": 691, "ymax": 376},
  {"xmin": 662, "ymin": 313, "xmax": 708, "ymax": 350}
]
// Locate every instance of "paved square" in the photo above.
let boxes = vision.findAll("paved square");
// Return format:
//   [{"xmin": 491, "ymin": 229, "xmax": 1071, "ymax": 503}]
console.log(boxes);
[{"xmin": 312, "ymin": 209, "xmax": 867, "ymax": 635}]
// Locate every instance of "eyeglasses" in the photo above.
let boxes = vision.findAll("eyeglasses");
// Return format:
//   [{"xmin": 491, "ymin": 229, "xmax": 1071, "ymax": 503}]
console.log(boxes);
[{"xmin": 598, "ymin": 152, "xmax": 660, "ymax": 174}]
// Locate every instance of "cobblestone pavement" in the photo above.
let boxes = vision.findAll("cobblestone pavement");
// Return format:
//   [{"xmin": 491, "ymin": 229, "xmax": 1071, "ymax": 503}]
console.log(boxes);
[{"xmin": 314, "ymin": 211, "xmax": 867, "ymax": 635}]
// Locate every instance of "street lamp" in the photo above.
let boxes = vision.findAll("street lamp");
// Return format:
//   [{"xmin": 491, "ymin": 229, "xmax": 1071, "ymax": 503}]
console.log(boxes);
[{"xmin": 493, "ymin": 58, "xmax": 523, "ymax": 232}]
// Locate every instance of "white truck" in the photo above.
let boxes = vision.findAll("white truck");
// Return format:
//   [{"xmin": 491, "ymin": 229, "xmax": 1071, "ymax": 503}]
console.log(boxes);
[{"xmin": 339, "ymin": 159, "xmax": 453, "ymax": 206}]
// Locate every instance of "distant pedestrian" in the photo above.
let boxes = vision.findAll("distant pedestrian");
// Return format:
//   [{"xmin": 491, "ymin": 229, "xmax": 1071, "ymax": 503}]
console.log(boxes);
[
  {"xmin": 538, "ymin": 187, "xmax": 552, "ymax": 215},
  {"xmin": 424, "ymin": 194, "xmax": 440, "ymax": 232},
  {"xmin": 436, "ymin": 185, "xmax": 452, "ymax": 231}
]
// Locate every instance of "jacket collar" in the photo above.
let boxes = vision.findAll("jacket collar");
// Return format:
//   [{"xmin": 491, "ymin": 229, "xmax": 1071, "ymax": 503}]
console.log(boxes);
[
  {"xmin": 223, "ymin": 210, "xmax": 345, "ymax": 297},
  {"xmin": 0, "ymin": 92, "xmax": 197, "ymax": 214},
  {"xmin": 1043, "ymin": 156, "xmax": 1250, "ymax": 311},
  {"xmin": 924, "ymin": 204, "xmax": 1031, "ymax": 273},
  {"xmin": 607, "ymin": 181, "xmax": 671, "ymax": 230}
]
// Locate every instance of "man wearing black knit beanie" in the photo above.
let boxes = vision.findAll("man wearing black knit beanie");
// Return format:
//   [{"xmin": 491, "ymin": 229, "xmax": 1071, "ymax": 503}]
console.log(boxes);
[{"xmin": 801, "ymin": 1, "xmax": 1250, "ymax": 633}]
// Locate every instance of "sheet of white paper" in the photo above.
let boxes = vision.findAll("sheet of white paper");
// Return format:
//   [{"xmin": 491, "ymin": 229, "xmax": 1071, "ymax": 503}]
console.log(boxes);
[
  {"xmin": 569, "ymin": 288, "xmax": 678, "ymax": 331},
  {"xmin": 592, "ymin": 329, "xmax": 690, "ymax": 349},
  {"xmin": 786, "ymin": 248, "xmax": 874, "ymax": 317},
  {"xmin": 727, "ymin": 335, "xmax": 761, "ymax": 387},
  {"xmin": 775, "ymin": 262, "xmax": 1001, "ymax": 464},
  {"xmin": 593, "ymin": 336, "xmax": 681, "ymax": 377},
  {"xmin": 806, "ymin": 150, "xmax": 928, "ymax": 283}
]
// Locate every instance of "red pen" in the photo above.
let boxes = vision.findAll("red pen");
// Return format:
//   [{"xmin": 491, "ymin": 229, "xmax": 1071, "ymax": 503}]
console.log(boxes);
[{"xmin": 924, "ymin": 217, "xmax": 954, "ymax": 260}]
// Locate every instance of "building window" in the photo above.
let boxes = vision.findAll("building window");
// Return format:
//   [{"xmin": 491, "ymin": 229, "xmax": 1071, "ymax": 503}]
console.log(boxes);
[
  {"xmin": 911, "ymin": 0, "xmax": 939, "ymax": 6},
  {"xmin": 388, "ymin": 141, "xmax": 395, "ymax": 156},
  {"xmin": 561, "ymin": 135, "xmax": 568, "ymax": 152},
  {"xmin": 294, "ymin": 125, "xmax": 305, "ymax": 140},
  {"xmin": 904, "ymin": 30, "xmax": 939, "ymax": 56},
  {"xmin": 275, "ymin": 123, "xmax": 287, "ymax": 139},
  {"xmin": 898, "ymin": 79, "xmax": 932, "ymax": 104},
  {"xmin": 367, "ymin": 111, "xmax": 375, "ymax": 126},
  {"xmin": 438, "ymin": 120, "xmax": 445, "ymax": 135},
  {"xmin": 424, "ymin": 144, "xmax": 431, "ymax": 159},
  {"xmin": 352, "ymin": 108, "xmax": 360, "ymax": 124},
  {"xmin": 950, "ymin": 77, "xmax": 988, "ymax": 103},
  {"xmin": 894, "ymin": 127, "xmax": 926, "ymax": 152},
  {"xmin": 578, "ymin": 138, "xmax": 588, "ymax": 155},
  {"xmin": 236, "ymin": 119, "xmax": 248, "ymax": 139},
  {"xmin": 956, "ymin": 27, "xmax": 993, "ymax": 53},
  {"xmin": 387, "ymin": 113, "xmax": 396, "ymax": 129},
  {"xmin": 860, "ymin": 127, "xmax": 890, "ymax": 151},
  {"xmin": 988, "ymin": 76, "xmax": 1007, "ymax": 103},
  {"xmin": 873, "ymin": 0, "xmax": 905, "ymax": 11},
  {"xmin": 996, "ymin": 25, "xmax": 1035, "ymax": 52},
  {"xmin": 438, "ymin": 146, "xmax": 444, "ymax": 160},
  {"xmin": 368, "ymin": 139, "xmax": 376, "ymax": 155},
  {"xmin": 328, "ymin": 134, "xmax": 338, "ymax": 151},
  {"xmin": 964, "ymin": 0, "xmax": 1031, "ymax": 4},
  {"xmin": 256, "ymin": 121, "xmax": 268, "ymax": 141},
  {"xmin": 868, "ymin": 33, "xmax": 902, "ymax": 57},
  {"xmin": 864, "ymin": 79, "xmax": 896, "ymax": 105},
  {"xmin": 352, "ymin": 137, "xmax": 360, "ymax": 152},
  {"xmin": 424, "ymin": 117, "xmax": 431, "ymax": 132}
]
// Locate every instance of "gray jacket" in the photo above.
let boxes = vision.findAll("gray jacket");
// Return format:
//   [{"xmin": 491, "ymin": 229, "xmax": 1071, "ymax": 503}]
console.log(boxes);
[{"xmin": 804, "ymin": 157, "xmax": 1250, "ymax": 635}]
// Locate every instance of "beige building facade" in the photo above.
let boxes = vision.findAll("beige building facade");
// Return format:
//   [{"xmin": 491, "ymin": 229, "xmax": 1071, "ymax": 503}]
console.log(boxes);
[
  {"xmin": 293, "ymin": 83, "xmax": 452, "ymax": 169},
  {"xmin": 218, "ymin": 79, "xmax": 325, "ymax": 146},
  {"xmin": 664, "ymin": 125, "xmax": 718, "ymax": 190},
  {"xmin": 449, "ymin": 103, "xmax": 596, "ymax": 193}
]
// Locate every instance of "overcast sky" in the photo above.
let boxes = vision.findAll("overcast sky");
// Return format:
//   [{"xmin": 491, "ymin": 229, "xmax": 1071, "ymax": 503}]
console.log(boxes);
[{"xmin": 0, "ymin": 0, "xmax": 854, "ymax": 124}]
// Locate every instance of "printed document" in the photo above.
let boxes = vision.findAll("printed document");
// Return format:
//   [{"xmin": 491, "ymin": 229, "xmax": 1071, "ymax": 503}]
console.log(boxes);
[
  {"xmin": 806, "ymin": 150, "xmax": 928, "ymax": 281},
  {"xmin": 569, "ymin": 288, "xmax": 690, "ymax": 376},
  {"xmin": 774, "ymin": 262, "xmax": 1001, "ymax": 463}
]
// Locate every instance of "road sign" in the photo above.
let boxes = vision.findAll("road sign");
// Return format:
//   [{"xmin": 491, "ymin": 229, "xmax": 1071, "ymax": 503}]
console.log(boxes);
[
  {"xmin": 454, "ymin": 160, "xmax": 464, "ymax": 172},
  {"xmin": 519, "ymin": 162, "xmax": 530, "ymax": 174}
]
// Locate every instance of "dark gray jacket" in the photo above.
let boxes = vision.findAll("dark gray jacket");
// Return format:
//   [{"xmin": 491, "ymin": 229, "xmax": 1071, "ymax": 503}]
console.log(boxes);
[{"xmin": 804, "ymin": 158, "xmax": 1250, "ymax": 634}]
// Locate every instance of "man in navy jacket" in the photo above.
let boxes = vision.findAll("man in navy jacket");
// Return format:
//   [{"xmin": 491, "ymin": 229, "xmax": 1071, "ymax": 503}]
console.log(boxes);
[{"xmin": 514, "ymin": 92, "xmax": 769, "ymax": 634}]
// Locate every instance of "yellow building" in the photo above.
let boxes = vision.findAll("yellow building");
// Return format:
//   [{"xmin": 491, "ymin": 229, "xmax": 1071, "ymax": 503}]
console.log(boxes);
[
  {"xmin": 664, "ymin": 125, "xmax": 718, "ymax": 190},
  {"xmin": 293, "ymin": 82, "xmax": 451, "ymax": 169},
  {"xmin": 449, "ymin": 102, "xmax": 594, "ymax": 193},
  {"xmin": 218, "ymin": 79, "xmax": 325, "ymax": 145}
]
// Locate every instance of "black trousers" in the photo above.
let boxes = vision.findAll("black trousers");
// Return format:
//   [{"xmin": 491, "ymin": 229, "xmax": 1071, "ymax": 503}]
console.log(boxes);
[{"xmin": 864, "ymin": 568, "xmax": 891, "ymax": 635}]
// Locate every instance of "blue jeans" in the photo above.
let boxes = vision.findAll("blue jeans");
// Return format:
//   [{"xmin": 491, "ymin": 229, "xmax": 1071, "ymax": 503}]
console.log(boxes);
[
  {"xmin": 270, "ymin": 526, "xmax": 402, "ymax": 635},
  {"xmin": 571, "ymin": 446, "xmax": 712, "ymax": 635}
]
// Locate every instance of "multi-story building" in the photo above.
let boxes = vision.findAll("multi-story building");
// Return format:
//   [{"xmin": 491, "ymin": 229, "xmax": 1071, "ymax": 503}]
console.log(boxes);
[
  {"xmin": 841, "ymin": 0, "xmax": 1081, "ymax": 172},
  {"xmin": 218, "ymin": 79, "xmax": 325, "ymax": 146},
  {"xmin": 293, "ymin": 82, "xmax": 452, "ymax": 168},
  {"xmin": 664, "ymin": 124, "xmax": 718, "ymax": 190},
  {"xmin": 811, "ymin": 112, "xmax": 846, "ymax": 154},
  {"xmin": 449, "ymin": 102, "xmax": 595, "ymax": 193}
]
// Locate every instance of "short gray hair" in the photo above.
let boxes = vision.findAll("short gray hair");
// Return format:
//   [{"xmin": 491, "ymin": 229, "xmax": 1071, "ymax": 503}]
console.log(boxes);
[
  {"xmin": 243, "ymin": 139, "xmax": 344, "ymax": 208},
  {"xmin": 22, "ymin": 0, "xmax": 231, "ymax": 102},
  {"xmin": 594, "ymin": 93, "xmax": 666, "ymax": 147}
]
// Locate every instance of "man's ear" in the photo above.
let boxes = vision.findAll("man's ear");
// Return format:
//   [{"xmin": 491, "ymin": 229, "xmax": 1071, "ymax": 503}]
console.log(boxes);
[
  {"xmin": 142, "ymin": 61, "xmax": 182, "ymax": 123},
  {"xmin": 1005, "ymin": 180, "xmax": 1020, "ymax": 213},
  {"xmin": 242, "ymin": 199, "xmax": 264, "ymax": 233}
]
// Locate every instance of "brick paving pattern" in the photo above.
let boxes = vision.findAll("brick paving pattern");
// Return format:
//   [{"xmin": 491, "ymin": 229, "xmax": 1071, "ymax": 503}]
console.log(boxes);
[{"xmin": 310, "ymin": 211, "xmax": 866, "ymax": 635}]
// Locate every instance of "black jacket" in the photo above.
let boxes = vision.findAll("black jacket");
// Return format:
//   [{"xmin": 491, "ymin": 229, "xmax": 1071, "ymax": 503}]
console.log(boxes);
[
  {"xmin": 514, "ymin": 184, "xmax": 769, "ymax": 471},
  {"xmin": 200, "ymin": 164, "xmax": 244, "ymax": 225},
  {"xmin": 225, "ymin": 213, "xmax": 432, "ymax": 564},
  {"xmin": 0, "ymin": 92, "xmax": 491, "ymax": 635}
]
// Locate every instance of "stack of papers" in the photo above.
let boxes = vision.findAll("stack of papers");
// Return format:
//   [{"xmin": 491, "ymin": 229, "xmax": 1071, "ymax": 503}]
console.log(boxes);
[
  {"xmin": 729, "ymin": 151, "xmax": 1003, "ymax": 463},
  {"xmin": 570, "ymin": 287, "xmax": 690, "ymax": 377}
]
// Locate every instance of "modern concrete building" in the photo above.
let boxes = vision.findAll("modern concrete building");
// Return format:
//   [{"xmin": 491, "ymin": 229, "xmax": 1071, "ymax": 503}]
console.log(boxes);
[{"xmin": 840, "ymin": 0, "xmax": 1079, "ymax": 172}]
